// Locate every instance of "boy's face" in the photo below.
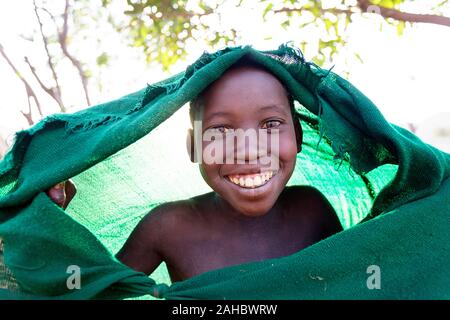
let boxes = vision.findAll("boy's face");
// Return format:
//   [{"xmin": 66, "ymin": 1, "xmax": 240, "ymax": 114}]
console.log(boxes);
[{"xmin": 192, "ymin": 66, "xmax": 300, "ymax": 217}]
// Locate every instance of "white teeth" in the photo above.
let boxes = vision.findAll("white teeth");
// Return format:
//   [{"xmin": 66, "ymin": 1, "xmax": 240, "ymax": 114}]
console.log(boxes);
[{"xmin": 228, "ymin": 171, "xmax": 275, "ymax": 188}]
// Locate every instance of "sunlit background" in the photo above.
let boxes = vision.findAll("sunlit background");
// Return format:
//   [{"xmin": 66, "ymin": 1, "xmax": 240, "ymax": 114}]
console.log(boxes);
[{"xmin": 1, "ymin": 0, "xmax": 449, "ymax": 158}]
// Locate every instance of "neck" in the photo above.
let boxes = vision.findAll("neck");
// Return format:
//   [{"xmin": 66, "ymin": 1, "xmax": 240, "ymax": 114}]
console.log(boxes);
[{"xmin": 212, "ymin": 193, "xmax": 281, "ymax": 225}]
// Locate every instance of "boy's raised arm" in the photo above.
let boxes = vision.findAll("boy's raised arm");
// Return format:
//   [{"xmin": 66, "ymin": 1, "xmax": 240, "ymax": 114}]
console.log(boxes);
[
  {"xmin": 115, "ymin": 211, "xmax": 164, "ymax": 275},
  {"xmin": 47, "ymin": 181, "xmax": 164, "ymax": 275}
]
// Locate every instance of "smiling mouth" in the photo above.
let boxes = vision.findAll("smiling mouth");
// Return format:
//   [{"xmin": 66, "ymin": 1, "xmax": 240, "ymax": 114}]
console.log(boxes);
[{"xmin": 226, "ymin": 171, "xmax": 276, "ymax": 188}]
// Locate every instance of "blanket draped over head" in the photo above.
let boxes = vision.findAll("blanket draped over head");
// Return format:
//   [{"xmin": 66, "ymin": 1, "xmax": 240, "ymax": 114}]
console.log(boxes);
[{"xmin": 0, "ymin": 45, "xmax": 449, "ymax": 300}]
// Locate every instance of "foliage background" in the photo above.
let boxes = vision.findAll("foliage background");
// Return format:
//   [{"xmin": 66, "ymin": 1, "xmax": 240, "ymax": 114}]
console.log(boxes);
[{"xmin": 0, "ymin": 0, "xmax": 449, "ymax": 157}]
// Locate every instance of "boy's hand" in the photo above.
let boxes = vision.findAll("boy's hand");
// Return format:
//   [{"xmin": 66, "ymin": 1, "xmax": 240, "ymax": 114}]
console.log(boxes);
[{"xmin": 46, "ymin": 180, "xmax": 77, "ymax": 210}]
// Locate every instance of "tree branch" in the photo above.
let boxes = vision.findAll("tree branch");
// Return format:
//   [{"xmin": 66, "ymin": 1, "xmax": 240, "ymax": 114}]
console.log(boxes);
[
  {"xmin": 57, "ymin": 0, "xmax": 91, "ymax": 106},
  {"xmin": 273, "ymin": 6, "xmax": 355, "ymax": 16},
  {"xmin": 357, "ymin": 0, "xmax": 450, "ymax": 27},
  {"xmin": 21, "ymin": 87, "xmax": 36, "ymax": 126},
  {"xmin": 24, "ymin": 56, "xmax": 65, "ymax": 112},
  {"xmin": 0, "ymin": 43, "xmax": 42, "ymax": 124},
  {"xmin": 273, "ymin": 1, "xmax": 450, "ymax": 27},
  {"xmin": 33, "ymin": 0, "xmax": 66, "ymax": 112},
  {"xmin": 24, "ymin": 56, "xmax": 51, "ymax": 93}
]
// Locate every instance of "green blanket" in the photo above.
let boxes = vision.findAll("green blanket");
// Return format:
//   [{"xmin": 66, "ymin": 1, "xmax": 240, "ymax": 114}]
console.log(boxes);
[{"xmin": 0, "ymin": 45, "xmax": 449, "ymax": 299}]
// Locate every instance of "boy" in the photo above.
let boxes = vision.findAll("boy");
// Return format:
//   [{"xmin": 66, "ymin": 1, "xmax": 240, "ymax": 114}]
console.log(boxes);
[{"xmin": 47, "ymin": 58, "xmax": 343, "ymax": 282}]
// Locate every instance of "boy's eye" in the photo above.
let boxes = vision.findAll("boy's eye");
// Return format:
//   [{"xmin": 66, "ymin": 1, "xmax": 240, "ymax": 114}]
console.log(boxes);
[
  {"xmin": 206, "ymin": 126, "xmax": 232, "ymax": 134},
  {"xmin": 262, "ymin": 120, "xmax": 282, "ymax": 129}
]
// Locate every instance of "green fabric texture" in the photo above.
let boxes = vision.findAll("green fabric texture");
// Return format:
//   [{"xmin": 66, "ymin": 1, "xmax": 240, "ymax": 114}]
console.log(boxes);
[{"xmin": 0, "ymin": 45, "xmax": 449, "ymax": 299}]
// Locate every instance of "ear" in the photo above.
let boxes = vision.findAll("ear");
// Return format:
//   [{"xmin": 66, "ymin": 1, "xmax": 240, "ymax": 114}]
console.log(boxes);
[
  {"xmin": 294, "ymin": 114, "xmax": 303, "ymax": 153},
  {"xmin": 186, "ymin": 128, "xmax": 196, "ymax": 162}
]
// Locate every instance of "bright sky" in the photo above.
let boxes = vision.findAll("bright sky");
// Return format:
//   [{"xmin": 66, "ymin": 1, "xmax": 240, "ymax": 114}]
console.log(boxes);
[{"xmin": 1, "ymin": 0, "xmax": 449, "ymax": 151}]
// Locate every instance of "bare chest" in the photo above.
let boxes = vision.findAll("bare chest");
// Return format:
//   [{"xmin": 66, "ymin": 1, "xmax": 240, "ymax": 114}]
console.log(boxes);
[{"xmin": 163, "ymin": 213, "xmax": 322, "ymax": 282}]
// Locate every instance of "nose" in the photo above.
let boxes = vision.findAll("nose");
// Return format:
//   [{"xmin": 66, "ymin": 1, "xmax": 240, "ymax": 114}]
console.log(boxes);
[{"xmin": 232, "ymin": 128, "xmax": 266, "ymax": 163}]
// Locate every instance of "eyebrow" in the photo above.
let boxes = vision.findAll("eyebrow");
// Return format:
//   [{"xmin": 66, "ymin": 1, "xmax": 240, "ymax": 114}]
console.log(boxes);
[
  {"xmin": 204, "ymin": 104, "xmax": 290, "ymax": 123},
  {"xmin": 258, "ymin": 104, "xmax": 290, "ymax": 115},
  {"xmin": 204, "ymin": 111, "xmax": 233, "ymax": 123}
]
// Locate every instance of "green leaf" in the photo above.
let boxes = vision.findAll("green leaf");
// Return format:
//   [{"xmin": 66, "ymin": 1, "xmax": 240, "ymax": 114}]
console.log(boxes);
[
  {"xmin": 373, "ymin": 0, "xmax": 395, "ymax": 9},
  {"xmin": 263, "ymin": 3, "xmax": 273, "ymax": 19},
  {"xmin": 84, "ymin": 69, "xmax": 93, "ymax": 78},
  {"xmin": 281, "ymin": 19, "xmax": 290, "ymax": 29},
  {"xmin": 397, "ymin": 20, "xmax": 405, "ymax": 36},
  {"xmin": 354, "ymin": 52, "xmax": 364, "ymax": 64},
  {"xmin": 139, "ymin": 25, "xmax": 148, "ymax": 39},
  {"xmin": 345, "ymin": 15, "xmax": 351, "ymax": 30},
  {"xmin": 312, "ymin": 54, "xmax": 325, "ymax": 66},
  {"xmin": 300, "ymin": 42, "xmax": 306, "ymax": 53},
  {"xmin": 310, "ymin": 6, "xmax": 321, "ymax": 17},
  {"xmin": 325, "ymin": 19, "xmax": 332, "ymax": 33},
  {"xmin": 101, "ymin": 0, "xmax": 112, "ymax": 7},
  {"xmin": 96, "ymin": 52, "xmax": 109, "ymax": 66}
]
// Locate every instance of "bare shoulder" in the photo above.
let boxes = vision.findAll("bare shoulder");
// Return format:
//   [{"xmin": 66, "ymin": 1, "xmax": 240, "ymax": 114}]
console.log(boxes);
[
  {"xmin": 117, "ymin": 198, "xmax": 198, "ymax": 255},
  {"xmin": 139, "ymin": 198, "xmax": 198, "ymax": 231},
  {"xmin": 115, "ymin": 196, "xmax": 202, "ymax": 274},
  {"xmin": 282, "ymin": 185, "xmax": 343, "ymax": 236},
  {"xmin": 282, "ymin": 185, "xmax": 330, "ymax": 206},
  {"xmin": 139, "ymin": 192, "xmax": 216, "ymax": 235}
]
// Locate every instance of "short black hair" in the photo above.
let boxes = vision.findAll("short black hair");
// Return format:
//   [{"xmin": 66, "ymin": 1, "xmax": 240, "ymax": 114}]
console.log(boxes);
[{"xmin": 189, "ymin": 56, "xmax": 297, "ymax": 125}]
